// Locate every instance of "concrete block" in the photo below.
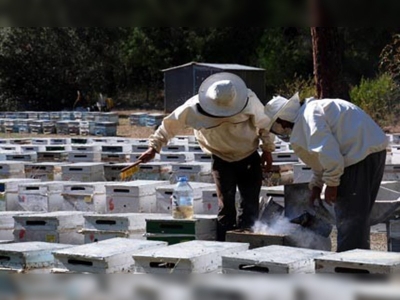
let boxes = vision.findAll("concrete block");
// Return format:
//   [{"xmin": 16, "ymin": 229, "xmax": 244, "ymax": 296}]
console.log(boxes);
[
  {"xmin": 133, "ymin": 240, "xmax": 249, "ymax": 274},
  {"xmin": 53, "ymin": 238, "xmax": 167, "ymax": 274},
  {"xmin": 222, "ymin": 245, "xmax": 330, "ymax": 274}
]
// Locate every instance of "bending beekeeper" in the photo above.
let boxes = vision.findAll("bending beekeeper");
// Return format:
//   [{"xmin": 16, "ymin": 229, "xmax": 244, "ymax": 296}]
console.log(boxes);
[
  {"xmin": 264, "ymin": 93, "xmax": 388, "ymax": 252},
  {"xmin": 139, "ymin": 72, "xmax": 275, "ymax": 241}
]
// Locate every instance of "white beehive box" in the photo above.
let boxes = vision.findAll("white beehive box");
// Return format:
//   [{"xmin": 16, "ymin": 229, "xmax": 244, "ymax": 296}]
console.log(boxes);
[
  {"xmin": 259, "ymin": 186, "xmax": 284, "ymax": 207},
  {"xmin": 170, "ymin": 162, "xmax": 213, "ymax": 183},
  {"xmin": 5, "ymin": 152, "xmax": 37, "ymax": 163},
  {"xmin": 50, "ymin": 138, "xmax": 71, "ymax": 145},
  {"xmin": 1, "ymin": 145, "xmax": 21, "ymax": 152},
  {"xmin": 71, "ymin": 144, "xmax": 103, "ymax": 152},
  {"xmin": 194, "ymin": 153, "xmax": 212, "ymax": 162},
  {"xmin": 53, "ymin": 238, "xmax": 167, "ymax": 274},
  {"xmin": 160, "ymin": 152, "xmax": 194, "ymax": 163},
  {"xmin": 134, "ymin": 162, "xmax": 172, "ymax": 181},
  {"xmin": 17, "ymin": 181, "xmax": 67, "ymax": 212},
  {"xmin": 0, "ymin": 211, "xmax": 35, "ymax": 239},
  {"xmin": 61, "ymin": 182, "xmax": 106, "ymax": 213},
  {"xmin": 130, "ymin": 152, "xmax": 160, "ymax": 162},
  {"xmin": 272, "ymin": 151, "xmax": 299, "ymax": 162},
  {"xmin": 67, "ymin": 151, "xmax": 102, "ymax": 163},
  {"xmin": 95, "ymin": 112, "xmax": 119, "ymax": 124},
  {"xmin": 201, "ymin": 188, "xmax": 221, "ymax": 215},
  {"xmin": 21, "ymin": 145, "xmax": 46, "ymax": 153},
  {"xmin": 0, "ymin": 161, "xmax": 25, "ymax": 179},
  {"xmin": 101, "ymin": 153, "xmax": 129, "ymax": 163},
  {"xmin": 45, "ymin": 145, "xmax": 71, "ymax": 152},
  {"xmin": 293, "ymin": 163, "xmax": 313, "ymax": 183},
  {"xmin": 91, "ymin": 137, "xmax": 108, "ymax": 144},
  {"xmin": 383, "ymin": 164, "xmax": 400, "ymax": 181},
  {"xmin": 188, "ymin": 144, "xmax": 203, "ymax": 153},
  {"xmin": 103, "ymin": 163, "xmax": 131, "ymax": 181},
  {"xmin": 387, "ymin": 219, "xmax": 400, "ymax": 252},
  {"xmin": 0, "ymin": 178, "xmax": 40, "ymax": 211},
  {"xmin": 0, "ymin": 242, "xmax": 72, "ymax": 273},
  {"xmin": 105, "ymin": 180, "xmax": 169, "ymax": 213},
  {"xmin": 129, "ymin": 113, "xmax": 148, "ymax": 126},
  {"xmin": 131, "ymin": 138, "xmax": 149, "ymax": 145},
  {"xmin": 222, "ymin": 245, "xmax": 330, "ymax": 274},
  {"xmin": 133, "ymin": 240, "xmax": 249, "ymax": 274},
  {"xmin": 31, "ymin": 138, "xmax": 50, "ymax": 145},
  {"xmin": 24, "ymin": 162, "xmax": 64, "ymax": 181},
  {"xmin": 37, "ymin": 151, "xmax": 68, "ymax": 162},
  {"xmin": 61, "ymin": 163, "xmax": 105, "ymax": 182},
  {"xmin": 81, "ymin": 213, "xmax": 169, "ymax": 243},
  {"xmin": 131, "ymin": 144, "xmax": 150, "ymax": 152},
  {"xmin": 161, "ymin": 144, "xmax": 188, "ymax": 153},
  {"xmin": 315, "ymin": 249, "xmax": 400, "ymax": 274},
  {"xmin": 102, "ymin": 144, "xmax": 131, "ymax": 153},
  {"xmin": 156, "ymin": 182, "xmax": 215, "ymax": 214},
  {"xmin": 13, "ymin": 211, "xmax": 85, "ymax": 245},
  {"xmin": 171, "ymin": 135, "xmax": 195, "ymax": 144}
]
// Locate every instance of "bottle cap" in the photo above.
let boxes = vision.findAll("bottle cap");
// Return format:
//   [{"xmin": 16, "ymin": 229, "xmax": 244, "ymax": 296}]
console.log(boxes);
[{"xmin": 178, "ymin": 176, "xmax": 188, "ymax": 182}]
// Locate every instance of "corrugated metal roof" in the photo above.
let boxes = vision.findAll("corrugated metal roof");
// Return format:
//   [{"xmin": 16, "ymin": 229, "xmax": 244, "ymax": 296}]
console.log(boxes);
[{"xmin": 162, "ymin": 61, "xmax": 265, "ymax": 72}]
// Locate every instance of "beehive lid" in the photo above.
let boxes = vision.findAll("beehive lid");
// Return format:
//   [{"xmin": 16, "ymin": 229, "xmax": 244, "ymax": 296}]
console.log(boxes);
[{"xmin": 53, "ymin": 238, "xmax": 167, "ymax": 260}]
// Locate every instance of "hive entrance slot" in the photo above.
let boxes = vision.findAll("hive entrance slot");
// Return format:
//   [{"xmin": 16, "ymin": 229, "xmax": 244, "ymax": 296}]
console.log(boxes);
[
  {"xmin": 149, "ymin": 262, "xmax": 176, "ymax": 269},
  {"xmin": 68, "ymin": 259, "xmax": 93, "ymax": 267},
  {"xmin": 239, "ymin": 264, "xmax": 270, "ymax": 273},
  {"xmin": 334, "ymin": 267, "xmax": 370, "ymax": 274},
  {"xmin": 26, "ymin": 221, "xmax": 47, "ymax": 226},
  {"xmin": 96, "ymin": 220, "xmax": 117, "ymax": 225}
]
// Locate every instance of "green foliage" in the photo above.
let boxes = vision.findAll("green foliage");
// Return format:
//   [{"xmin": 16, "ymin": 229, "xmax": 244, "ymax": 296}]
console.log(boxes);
[
  {"xmin": 350, "ymin": 73, "xmax": 400, "ymax": 125},
  {"xmin": 380, "ymin": 33, "xmax": 400, "ymax": 83},
  {"xmin": 274, "ymin": 75, "xmax": 317, "ymax": 101}
]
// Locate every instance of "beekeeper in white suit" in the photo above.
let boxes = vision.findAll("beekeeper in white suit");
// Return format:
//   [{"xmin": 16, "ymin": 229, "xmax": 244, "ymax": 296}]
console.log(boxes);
[
  {"xmin": 264, "ymin": 93, "xmax": 388, "ymax": 252},
  {"xmin": 139, "ymin": 72, "xmax": 275, "ymax": 241}
]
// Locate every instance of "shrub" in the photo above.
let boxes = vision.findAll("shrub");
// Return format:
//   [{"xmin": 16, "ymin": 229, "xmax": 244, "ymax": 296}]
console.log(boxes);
[
  {"xmin": 274, "ymin": 74, "xmax": 317, "ymax": 101},
  {"xmin": 350, "ymin": 73, "xmax": 400, "ymax": 126}
]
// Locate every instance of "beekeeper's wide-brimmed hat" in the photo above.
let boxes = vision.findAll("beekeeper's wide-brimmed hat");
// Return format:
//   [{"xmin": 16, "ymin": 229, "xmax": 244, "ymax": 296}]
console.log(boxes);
[
  {"xmin": 198, "ymin": 72, "xmax": 248, "ymax": 117},
  {"xmin": 264, "ymin": 92, "xmax": 301, "ymax": 130}
]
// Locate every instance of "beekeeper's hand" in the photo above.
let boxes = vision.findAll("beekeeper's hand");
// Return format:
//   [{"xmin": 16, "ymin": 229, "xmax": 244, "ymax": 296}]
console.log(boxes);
[
  {"xmin": 261, "ymin": 151, "xmax": 273, "ymax": 172},
  {"xmin": 138, "ymin": 147, "xmax": 157, "ymax": 163},
  {"xmin": 309, "ymin": 186, "xmax": 322, "ymax": 206},
  {"xmin": 324, "ymin": 186, "xmax": 337, "ymax": 206}
]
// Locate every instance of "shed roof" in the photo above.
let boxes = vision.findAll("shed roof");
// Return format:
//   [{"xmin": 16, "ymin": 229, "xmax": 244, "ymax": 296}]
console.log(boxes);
[{"xmin": 162, "ymin": 61, "xmax": 265, "ymax": 72}]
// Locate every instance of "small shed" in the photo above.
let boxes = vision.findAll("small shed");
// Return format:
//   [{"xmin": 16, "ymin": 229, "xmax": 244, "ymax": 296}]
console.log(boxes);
[{"xmin": 162, "ymin": 62, "xmax": 266, "ymax": 113}]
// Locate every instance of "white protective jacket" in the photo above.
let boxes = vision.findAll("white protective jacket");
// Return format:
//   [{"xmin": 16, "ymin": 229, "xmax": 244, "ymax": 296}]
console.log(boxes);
[
  {"xmin": 290, "ymin": 98, "xmax": 388, "ymax": 188},
  {"xmin": 149, "ymin": 90, "xmax": 275, "ymax": 162}
]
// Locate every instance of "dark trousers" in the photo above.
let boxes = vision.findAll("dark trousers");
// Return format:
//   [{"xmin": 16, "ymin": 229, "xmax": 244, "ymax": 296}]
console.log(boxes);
[
  {"xmin": 335, "ymin": 150, "xmax": 386, "ymax": 252},
  {"xmin": 212, "ymin": 151, "xmax": 263, "ymax": 241}
]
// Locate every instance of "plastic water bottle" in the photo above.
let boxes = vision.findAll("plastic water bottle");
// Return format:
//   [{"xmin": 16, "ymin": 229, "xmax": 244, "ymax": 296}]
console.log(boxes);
[{"xmin": 171, "ymin": 176, "xmax": 194, "ymax": 219}]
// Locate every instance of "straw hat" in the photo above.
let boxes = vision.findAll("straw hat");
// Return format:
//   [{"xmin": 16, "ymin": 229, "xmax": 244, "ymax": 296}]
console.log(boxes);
[
  {"xmin": 198, "ymin": 72, "xmax": 248, "ymax": 117},
  {"xmin": 264, "ymin": 93, "xmax": 301, "ymax": 130}
]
